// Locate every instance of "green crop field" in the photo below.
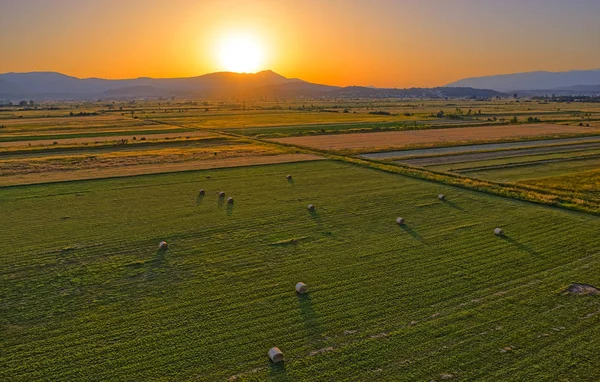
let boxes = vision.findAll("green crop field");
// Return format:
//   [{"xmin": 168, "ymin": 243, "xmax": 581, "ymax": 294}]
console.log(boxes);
[
  {"xmin": 2, "ymin": 160, "xmax": 600, "ymax": 381},
  {"xmin": 461, "ymin": 157, "xmax": 600, "ymax": 183}
]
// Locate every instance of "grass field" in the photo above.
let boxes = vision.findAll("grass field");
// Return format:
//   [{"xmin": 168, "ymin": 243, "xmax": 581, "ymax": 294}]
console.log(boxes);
[
  {"xmin": 3, "ymin": 99, "xmax": 600, "ymax": 380},
  {"xmin": 425, "ymin": 149, "xmax": 600, "ymax": 172},
  {"xmin": 461, "ymin": 157, "xmax": 600, "ymax": 183},
  {"xmin": 519, "ymin": 168, "xmax": 600, "ymax": 200},
  {"xmin": 2, "ymin": 160, "xmax": 600, "ymax": 381}
]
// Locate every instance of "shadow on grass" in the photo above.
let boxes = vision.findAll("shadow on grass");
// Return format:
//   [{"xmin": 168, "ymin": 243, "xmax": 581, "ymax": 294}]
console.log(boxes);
[
  {"xmin": 152, "ymin": 249, "xmax": 166, "ymax": 266},
  {"xmin": 444, "ymin": 200, "xmax": 464, "ymax": 211},
  {"xmin": 268, "ymin": 361, "xmax": 288, "ymax": 381},
  {"xmin": 400, "ymin": 225, "xmax": 424, "ymax": 242},
  {"xmin": 145, "ymin": 249, "xmax": 167, "ymax": 281},
  {"xmin": 196, "ymin": 194, "xmax": 205, "ymax": 205},
  {"xmin": 502, "ymin": 236, "xmax": 538, "ymax": 256},
  {"xmin": 227, "ymin": 202, "xmax": 234, "ymax": 216},
  {"xmin": 218, "ymin": 196, "xmax": 225, "ymax": 208},
  {"xmin": 298, "ymin": 293, "xmax": 323, "ymax": 344},
  {"xmin": 287, "ymin": 178, "xmax": 295, "ymax": 186},
  {"xmin": 309, "ymin": 210, "xmax": 321, "ymax": 221}
]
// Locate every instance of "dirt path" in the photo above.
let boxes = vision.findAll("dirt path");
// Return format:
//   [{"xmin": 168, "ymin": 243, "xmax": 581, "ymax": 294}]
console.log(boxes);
[{"xmin": 0, "ymin": 154, "xmax": 324, "ymax": 186}]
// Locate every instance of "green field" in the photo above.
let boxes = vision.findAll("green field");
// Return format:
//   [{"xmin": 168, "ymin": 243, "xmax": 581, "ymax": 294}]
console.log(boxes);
[
  {"xmin": 461, "ymin": 156, "xmax": 600, "ymax": 183},
  {"xmin": 519, "ymin": 168, "xmax": 600, "ymax": 201},
  {"xmin": 427, "ymin": 150, "xmax": 600, "ymax": 172},
  {"xmin": 2, "ymin": 160, "xmax": 600, "ymax": 381}
]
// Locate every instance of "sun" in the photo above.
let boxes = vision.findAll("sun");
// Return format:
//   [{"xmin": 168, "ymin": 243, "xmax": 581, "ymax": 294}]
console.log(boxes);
[{"xmin": 217, "ymin": 34, "xmax": 265, "ymax": 73}]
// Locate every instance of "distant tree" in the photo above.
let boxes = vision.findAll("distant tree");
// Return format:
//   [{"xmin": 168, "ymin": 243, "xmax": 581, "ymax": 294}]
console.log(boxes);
[
  {"xmin": 29, "ymin": 100, "xmax": 35, "ymax": 106},
  {"xmin": 436, "ymin": 111, "xmax": 445, "ymax": 118},
  {"xmin": 19, "ymin": 100, "xmax": 28, "ymax": 106},
  {"xmin": 510, "ymin": 116, "xmax": 519, "ymax": 124}
]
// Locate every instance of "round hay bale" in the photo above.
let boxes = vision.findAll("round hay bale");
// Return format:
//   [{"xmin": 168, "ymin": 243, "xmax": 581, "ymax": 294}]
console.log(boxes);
[
  {"xmin": 307, "ymin": 204, "xmax": 316, "ymax": 212},
  {"xmin": 199, "ymin": 189, "xmax": 206, "ymax": 195},
  {"xmin": 438, "ymin": 194, "xmax": 445, "ymax": 201},
  {"xmin": 396, "ymin": 217, "xmax": 405, "ymax": 225},
  {"xmin": 268, "ymin": 347, "xmax": 284, "ymax": 363},
  {"xmin": 158, "ymin": 241, "xmax": 168, "ymax": 250},
  {"xmin": 286, "ymin": 175, "xmax": 292, "ymax": 180},
  {"xmin": 227, "ymin": 197, "xmax": 234, "ymax": 204},
  {"xmin": 218, "ymin": 191, "xmax": 225, "ymax": 197},
  {"xmin": 296, "ymin": 282, "xmax": 308, "ymax": 294},
  {"xmin": 494, "ymin": 228, "xmax": 504, "ymax": 236}
]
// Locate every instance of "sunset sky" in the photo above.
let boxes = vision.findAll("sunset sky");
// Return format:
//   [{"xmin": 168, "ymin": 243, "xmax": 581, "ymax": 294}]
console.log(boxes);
[{"xmin": 1, "ymin": 0, "xmax": 599, "ymax": 87}]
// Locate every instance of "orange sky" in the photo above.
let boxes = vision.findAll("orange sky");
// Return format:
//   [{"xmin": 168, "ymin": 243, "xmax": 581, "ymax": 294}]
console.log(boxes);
[{"xmin": 1, "ymin": 0, "xmax": 599, "ymax": 87}]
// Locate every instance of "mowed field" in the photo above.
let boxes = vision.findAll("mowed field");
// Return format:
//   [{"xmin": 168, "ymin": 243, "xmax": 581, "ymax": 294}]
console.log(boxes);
[
  {"xmin": 271, "ymin": 124, "xmax": 600, "ymax": 152},
  {"xmin": 0, "ymin": 115, "xmax": 191, "ymax": 144},
  {"xmin": 2, "ymin": 160, "xmax": 600, "ymax": 381}
]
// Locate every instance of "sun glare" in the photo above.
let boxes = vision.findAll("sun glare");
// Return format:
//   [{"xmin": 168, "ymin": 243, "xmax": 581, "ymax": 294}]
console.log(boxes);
[{"xmin": 217, "ymin": 34, "xmax": 265, "ymax": 73}]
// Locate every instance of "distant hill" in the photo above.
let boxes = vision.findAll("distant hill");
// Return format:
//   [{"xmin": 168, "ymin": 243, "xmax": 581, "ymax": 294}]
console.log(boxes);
[
  {"xmin": 0, "ymin": 70, "xmax": 293, "ymax": 100},
  {"xmin": 446, "ymin": 69, "xmax": 600, "ymax": 92},
  {"xmin": 0, "ymin": 70, "xmax": 504, "ymax": 100}
]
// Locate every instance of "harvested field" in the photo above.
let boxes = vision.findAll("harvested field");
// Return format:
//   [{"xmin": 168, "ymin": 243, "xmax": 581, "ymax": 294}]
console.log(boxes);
[
  {"xmin": 2, "ymin": 160, "xmax": 600, "ymax": 381},
  {"xmin": 0, "ymin": 154, "xmax": 323, "ymax": 186},
  {"xmin": 0, "ymin": 142, "xmax": 283, "ymax": 177},
  {"xmin": 362, "ymin": 136, "xmax": 600, "ymax": 160},
  {"xmin": 0, "ymin": 137, "xmax": 232, "ymax": 159},
  {"xmin": 399, "ymin": 142, "xmax": 600, "ymax": 167},
  {"xmin": 272, "ymin": 124, "xmax": 600, "ymax": 151},
  {"xmin": 0, "ymin": 130, "xmax": 210, "ymax": 148},
  {"xmin": 0, "ymin": 114, "xmax": 130, "ymax": 128}
]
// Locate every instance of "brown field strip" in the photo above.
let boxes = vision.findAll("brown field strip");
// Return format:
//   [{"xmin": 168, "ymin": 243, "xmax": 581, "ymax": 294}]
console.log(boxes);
[
  {"xmin": 0, "ymin": 154, "xmax": 324, "ymax": 186},
  {"xmin": 0, "ymin": 115, "xmax": 126, "ymax": 126},
  {"xmin": 0, "ymin": 130, "xmax": 214, "ymax": 148},
  {"xmin": 271, "ymin": 124, "xmax": 600, "ymax": 151}
]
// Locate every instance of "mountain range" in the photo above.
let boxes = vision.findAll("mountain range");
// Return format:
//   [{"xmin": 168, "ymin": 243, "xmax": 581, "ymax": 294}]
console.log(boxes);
[
  {"xmin": 446, "ymin": 69, "xmax": 600, "ymax": 93},
  {"xmin": 2, "ymin": 68, "xmax": 600, "ymax": 101},
  {"xmin": 0, "ymin": 70, "xmax": 503, "ymax": 101}
]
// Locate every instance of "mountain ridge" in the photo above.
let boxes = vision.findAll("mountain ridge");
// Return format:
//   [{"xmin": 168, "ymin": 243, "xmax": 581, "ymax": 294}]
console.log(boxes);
[
  {"xmin": 446, "ymin": 69, "xmax": 600, "ymax": 92},
  {"xmin": 0, "ymin": 70, "xmax": 503, "ymax": 100}
]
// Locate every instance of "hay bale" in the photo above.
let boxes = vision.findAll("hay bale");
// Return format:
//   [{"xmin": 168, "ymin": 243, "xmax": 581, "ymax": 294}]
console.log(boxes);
[
  {"xmin": 396, "ymin": 217, "xmax": 405, "ymax": 225},
  {"xmin": 494, "ymin": 228, "xmax": 504, "ymax": 236},
  {"xmin": 227, "ymin": 197, "xmax": 234, "ymax": 204},
  {"xmin": 438, "ymin": 194, "xmax": 445, "ymax": 201},
  {"xmin": 199, "ymin": 189, "xmax": 206, "ymax": 195},
  {"xmin": 296, "ymin": 282, "xmax": 308, "ymax": 294},
  {"xmin": 268, "ymin": 347, "xmax": 284, "ymax": 363},
  {"xmin": 158, "ymin": 241, "xmax": 168, "ymax": 250},
  {"xmin": 307, "ymin": 204, "xmax": 316, "ymax": 212},
  {"xmin": 287, "ymin": 175, "xmax": 292, "ymax": 180},
  {"xmin": 219, "ymin": 191, "xmax": 225, "ymax": 197}
]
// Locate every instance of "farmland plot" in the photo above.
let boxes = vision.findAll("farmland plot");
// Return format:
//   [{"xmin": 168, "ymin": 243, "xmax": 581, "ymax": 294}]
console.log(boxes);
[
  {"xmin": 2, "ymin": 160, "xmax": 599, "ymax": 381},
  {"xmin": 272, "ymin": 124, "xmax": 600, "ymax": 152}
]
